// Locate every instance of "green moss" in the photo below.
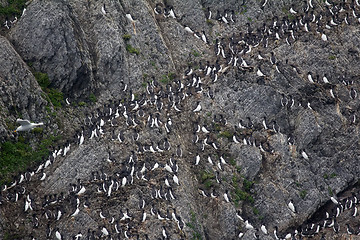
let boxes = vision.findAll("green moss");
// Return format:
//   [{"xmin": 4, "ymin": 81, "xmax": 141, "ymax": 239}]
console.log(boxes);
[
  {"xmin": 328, "ymin": 55, "xmax": 336, "ymax": 60},
  {"xmin": 168, "ymin": 72, "xmax": 176, "ymax": 81},
  {"xmin": 206, "ymin": 19, "xmax": 214, "ymax": 26},
  {"xmin": 299, "ymin": 190, "xmax": 307, "ymax": 199},
  {"xmin": 122, "ymin": 34, "xmax": 131, "ymax": 41},
  {"xmin": 89, "ymin": 93, "xmax": 97, "ymax": 103},
  {"xmin": 204, "ymin": 179, "xmax": 213, "ymax": 189},
  {"xmin": 0, "ymin": 0, "xmax": 26, "ymax": 17},
  {"xmin": 34, "ymin": 72, "xmax": 63, "ymax": 108},
  {"xmin": 288, "ymin": 14, "xmax": 295, "ymax": 20},
  {"xmin": 213, "ymin": 123, "xmax": 221, "ymax": 132},
  {"xmin": 142, "ymin": 73, "xmax": 149, "ymax": 80},
  {"xmin": 34, "ymin": 72, "xmax": 50, "ymax": 89},
  {"xmin": 47, "ymin": 88, "xmax": 63, "ymax": 108},
  {"xmin": 0, "ymin": 135, "xmax": 60, "ymax": 185},
  {"xmin": 160, "ymin": 72, "xmax": 176, "ymax": 84},
  {"xmin": 126, "ymin": 44, "xmax": 140, "ymax": 55},
  {"xmin": 200, "ymin": 170, "xmax": 215, "ymax": 182},
  {"xmin": 32, "ymin": 127, "xmax": 43, "ymax": 134},
  {"xmin": 243, "ymin": 178, "xmax": 254, "ymax": 192},
  {"xmin": 229, "ymin": 158, "xmax": 236, "ymax": 166},
  {"xmin": 186, "ymin": 210, "xmax": 202, "ymax": 240},
  {"xmin": 328, "ymin": 187, "xmax": 333, "ymax": 195},
  {"xmin": 231, "ymin": 174, "xmax": 255, "ymax": 206},
  {"xmin": 219, "ymin": 130, "xmax": 232, "ymax": 139},
  {"xmin": 78, "ymin": 101, "xmax": 86, "ymax": 107},
  {"xmin": 191, "ymin": 50, "xmax": 201, "ymax": 57}
]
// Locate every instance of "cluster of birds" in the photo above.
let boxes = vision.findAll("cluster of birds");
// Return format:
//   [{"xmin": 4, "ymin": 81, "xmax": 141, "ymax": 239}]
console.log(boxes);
[
  {"xmin": 1, "ymin": 0, "xmax": 360, "ymax": 239},
  {"xmin": 2, "ymin": 8, "xmax": 26, "ymax": 30},
  {"xmin": 233, "ymin": 193, "xmax": 360, "ymax": 239}
]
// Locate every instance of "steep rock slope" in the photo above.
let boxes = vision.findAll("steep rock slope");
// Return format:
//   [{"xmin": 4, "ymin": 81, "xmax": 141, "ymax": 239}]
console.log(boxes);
[{"xmin": 1, "ymin": 0, "xmax": 360, "ymax": 239}]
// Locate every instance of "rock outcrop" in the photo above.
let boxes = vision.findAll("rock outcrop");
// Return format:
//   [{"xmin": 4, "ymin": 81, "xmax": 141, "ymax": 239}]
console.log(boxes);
[{"xmin": 1, "ymin": 0, "xmax": 360, "ymax": 239}]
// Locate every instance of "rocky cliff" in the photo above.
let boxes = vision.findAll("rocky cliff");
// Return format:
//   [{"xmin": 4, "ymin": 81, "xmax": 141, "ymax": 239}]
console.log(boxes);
[{"xmin": 0, "ymin": 0, "xmax": 360, "ymax": 239}]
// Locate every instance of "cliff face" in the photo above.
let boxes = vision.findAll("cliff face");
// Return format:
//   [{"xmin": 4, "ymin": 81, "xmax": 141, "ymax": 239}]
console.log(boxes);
[{"xmin": 1, "ymin": 0, "xmax": 360, "ymax": 239}]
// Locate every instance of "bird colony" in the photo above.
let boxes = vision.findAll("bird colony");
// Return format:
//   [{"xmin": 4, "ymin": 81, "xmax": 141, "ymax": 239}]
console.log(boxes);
[{"xmin": 1, "ymin": 0, "xmax": 360, "ymax": 239}]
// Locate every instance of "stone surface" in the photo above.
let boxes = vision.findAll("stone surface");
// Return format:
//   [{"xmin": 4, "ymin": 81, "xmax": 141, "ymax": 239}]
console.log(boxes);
[{"xmin": 0, "ymin": 0, "xmax": 360, "ymax": 239}]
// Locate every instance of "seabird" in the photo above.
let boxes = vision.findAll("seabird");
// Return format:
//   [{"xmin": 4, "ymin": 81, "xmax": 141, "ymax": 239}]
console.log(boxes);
[
  {"xmin": 260, "ymin": 0, "xmax": 268, "ymax": 8},
  {"xmin": 261, "ymin": 225, "xmax": 268, "ymax": 234},
  {"xmin": 184, "ymin": 25, "xmax": 194, "ymax": 34},
  {"xmin": 14, "ymin": 119, "xmax": 44, "ymax": 132},
  {"xmin": 321, "ymin": 32, "xmax": 328, "ymax": 41},
  {"xmin": 169, "ymin": 8, "xmax": 176, "ymax": 19},
  {"xmin": 55, "ymin": 229, "xmax": 62, "ymax": 240},
  {"xmin": 245, "ymin": 220, "xmax": 254, "ymax": 230},
  {"xmin": 224, "ymin": 190, "xmax": 230, "ymax": 202},
  {"xmin": 101, "ymin": 4, "xmax": 107, "ymax": 15},
  {"xmin": 154, "ymin": 3, "xmax": 162, "ymax": 14},
  {"xmin": 270, "ymin": 52, "xmax": 276, "ymax": 65},
  {"xmin": 288, "ymin": 199, "xmax": 297, "ymax": 213},
  {"xmin": 301, "ymin": 151, "xmax": 309, "ymax": 160},
  {"xmin": 193, "ymin": 101, "xmax": 202, "ymax": 112},
  {"xmin": 126, "ymin": 13, "xmax": 137, "ymax": 34},
  {"xmin": 201, "ymin": 31, "xmax": 208, "ymax": 44},
  {"xmin": 330, "ymin": 196, "xmax": 339, "ymax": 205},
  {"xmin": 307, "ymin": 72, "xmax": 314, "ymax": 83},
  {"xmin": 206, "ymin": 7, "xmax": 212, "ymax": 19},
  {"xmin": 195, "ymin": 155, "xmax": 200, "ymax": 165}
]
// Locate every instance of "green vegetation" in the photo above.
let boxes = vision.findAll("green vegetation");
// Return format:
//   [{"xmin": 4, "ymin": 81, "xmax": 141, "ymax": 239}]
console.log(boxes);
[
  {"xmin": 122, "ymin": 34, "xmax": 131, "ymax": 41},
  {"xmin": 186, "ymin": 210, "xmax": 202, "ymax": 240},
  {"xmin": 142, "ymin": 73, "xmax": 149, "ymax": 80},
  {"xmin": 89, "ymin": 93, "xmax": 97, "ymax": 103},
  {"xmin": 3, "ymin": 232, "xmax": 24, "ymax": 240},
  {"xmin": 32, "ymin": 127, "xmax": 44, "ymax": 134},
  {"xmin": 229, "ymin": 158, "xmax": 236, "ymax": 166},
  {"xmin": 328, "ymin": 55, "xmax": 336, "ymax": 60},
  {"xmin": 253, "ymin": 207, "xmax": 260, "ymax": 215},
  {"xmin": 323, "ymin": 172, "xmax": 337, "ymax": 179},
  {"xmin": 126, "ymin": 44, "xmax": 140, "ymax": 55},
  {"xmin": 231, "ymin": 175, "xmax": 255, "ymax": 207},
  {"xmin": 288, "ymin": 14, "xmax": 295, "ymax": 21},
  {"xmin": 328, "ymin": 187, "xmax": 333, "ymax": 196},
  {"xmin": 0, "ymin": 134, "xmax": 61, "ymax": 185},
  {"xmin": 78, "ymin": 101, "xmax": 86, "ymax": 107},
  {"xmin": 213, "ymin": 123, "xmax": 221, "ymax": 132},
  {"xmin": 200, "ymin": 170, "xmax": 215, "ymax": 189},
  {"xmin": 206, "ymin": 19, "xmax": 214, "ymax": 26},
  {"xmin": 34, "ymin": 72, "xmax": 64, "ymax": 108},
  {"xmin": 240, "ymin": 6, "xmax": 247, "ymax": 15},
  {"xmin": 299, "ymin": 190, "xmax": 307, "ymax": 199},
  {"xmin": 191, "ymin": 50, "xmax": 201, "ymax": 57},
  {"xmin": 47, "ymin": 88, "xmax": 63, "ymax": 108},
  {"xmin": 34, "ymin": 72, "xmax": 50, "ymax": 89},
  {"xmin": 247, "ymin": 17, "xmax": 252, "ymax": 22},
  {"xmin": 0, "ymin": 0, "xmax": 26, "ymax": 17},
  {"xmin": 218, "ymin": 130, "xmax": 232, "ymax": 139},
  {"xmin": 160, "ymin": 72, "xmax": 176, "ymax": 84}
]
